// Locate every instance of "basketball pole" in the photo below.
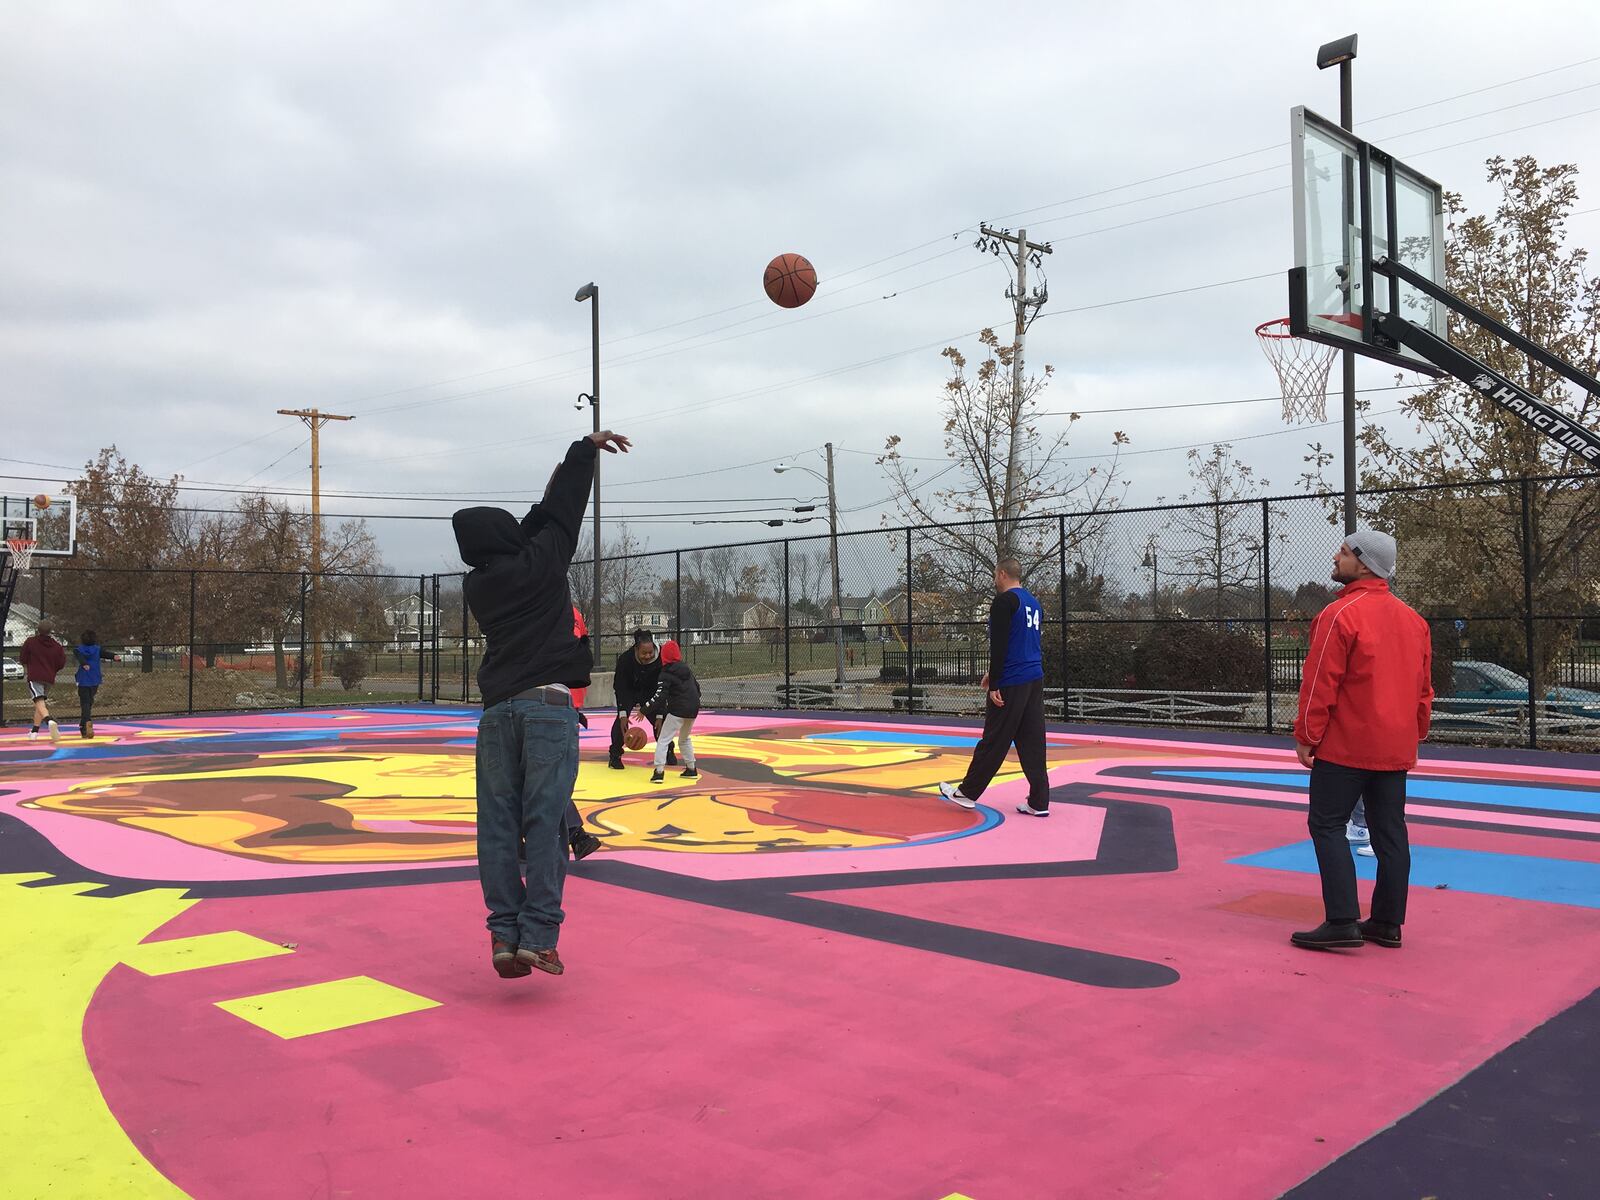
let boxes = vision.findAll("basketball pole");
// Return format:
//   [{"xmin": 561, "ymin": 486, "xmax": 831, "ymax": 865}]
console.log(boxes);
[
  {"xmin": 278, "ymin": 407, "xmax": 354, "ymax": 689},
  {"xmin": 1318, "ymin": 33, "xmax": 1360, "ymax": 535}
]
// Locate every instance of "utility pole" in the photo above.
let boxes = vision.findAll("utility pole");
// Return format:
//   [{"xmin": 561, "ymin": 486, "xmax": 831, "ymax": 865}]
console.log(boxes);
[
  {"xmin": 277, "ymin": 407, "xmax": 354, "ymax": 688},
  {"xmin": 976, "ymin": 225, "xmax": 1051, "ymax": 559},
  {"xmin": 824, "ymin": 442, "xmax": 845, "ymax": 686}
]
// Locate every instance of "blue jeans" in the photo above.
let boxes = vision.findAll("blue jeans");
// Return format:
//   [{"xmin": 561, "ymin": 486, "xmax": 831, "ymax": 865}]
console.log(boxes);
[{"xmin": 475, "ymin": 697, "xmax": 580, "ymax": 950}]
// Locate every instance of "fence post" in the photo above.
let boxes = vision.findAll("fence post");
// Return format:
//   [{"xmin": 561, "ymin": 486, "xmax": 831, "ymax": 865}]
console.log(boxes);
[
  {"xmin": 431, "ymin": 574, "xmax": 441, "ymax": 702},
  {"xmin": 905, "ymin": 529, "xmax": 915, "ymax": 714},
  {"xmin": 782, "ymin": 540, "xmax": 791, "ymax": 708},
  {"xmin": 675, "ymin": 550, "xmax": 683, "ymax": 645},
  {"xmin": 1520, "ymin": 478, "xmax": 1539, "ymax": 750},
  {"xmin": 1058, "ymin": 515, "xmax": 1069, "ymax": 722},
  {"xmin": 417, "ymin": 575, "xmax": 426, "ymax": 702},
  {"xmin": 187, "ymin": 570, "xmax": 197, "ymax": 715},
  {"xmin": 298, "ymin": 573, "xmax": 308, "ymax": 709},
  {"xmin": 1261, "ymin": 499, "xmax": 1274, "ymax": 735}
]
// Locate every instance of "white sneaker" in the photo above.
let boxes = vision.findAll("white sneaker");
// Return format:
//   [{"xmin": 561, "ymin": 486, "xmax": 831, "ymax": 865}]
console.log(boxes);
[
  {"xmin": 47, "ymin": 720, "xmax": 60, "ymax": 744},
  {"xmin": 938, "ymin": 782, "xmax": 976, "ymax": 810},
  {"xmin": 1356, "ymin": 844, "xmax": 1376, "ymax": 858},
  {"xmin": 29, "ymin": 729, "xmax": 38, "ymax": 741},
  {"xmin": 1346, "ymin": 821, "xmax": 1370, "ymax": 845},
  {"xmin": 1015, "ymin": 803, "xmax": 1049, "ymax": 817}
]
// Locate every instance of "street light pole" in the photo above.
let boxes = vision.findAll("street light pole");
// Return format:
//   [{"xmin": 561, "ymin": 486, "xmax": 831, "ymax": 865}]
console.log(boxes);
[
  {"xmin": 775, "ymin": 448, "xmax": 846, "ymax": 685},
  {"xmin": 823, "ymin": 442, "xmax": 845, "ymax": 686},
  {"xmin": 575, "ymin": 283, "xmax": 601, "ymax": 646},
  {"xmin": 1318, "ymin": 34, "xmax": 1360, "ymax": 535}
]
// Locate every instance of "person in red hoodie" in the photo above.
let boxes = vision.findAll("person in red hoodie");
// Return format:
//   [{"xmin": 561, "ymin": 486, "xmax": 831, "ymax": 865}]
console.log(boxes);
[
  {"xmin": 1290, "ymin": 529, "xmax": 1433, "ymax": 952},
  {"xmin": 19, "ymin": 621, "xmax": 67, "ymax": 744}
]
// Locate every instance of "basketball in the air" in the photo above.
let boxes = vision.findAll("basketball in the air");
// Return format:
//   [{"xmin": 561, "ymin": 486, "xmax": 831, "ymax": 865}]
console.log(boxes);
[
  {"xmin": 32, "ymin": 494, "xmax": 50, "ymax": 510},
  {"xmin": 624, "ymin": 726, "xmax": 648, "ymax": 751},
  {"xmin": 764, "ymin": 253, "xmax": 817, "ymax": 309}
]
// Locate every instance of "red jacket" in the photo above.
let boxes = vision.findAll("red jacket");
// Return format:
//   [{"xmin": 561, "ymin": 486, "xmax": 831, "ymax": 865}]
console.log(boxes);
[
  {"xmin": 1293, "ymin": 578, "xmax": 1434, "ymax": 771},
  {"xmin": 19, "ymin": 633, "xmax": 66, "ymax": 684}
]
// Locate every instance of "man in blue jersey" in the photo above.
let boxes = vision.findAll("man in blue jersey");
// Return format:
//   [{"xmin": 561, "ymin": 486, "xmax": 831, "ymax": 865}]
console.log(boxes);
[{"xmin": 939, "ymin": 558, "xmax": 1050, "ymax": 816}]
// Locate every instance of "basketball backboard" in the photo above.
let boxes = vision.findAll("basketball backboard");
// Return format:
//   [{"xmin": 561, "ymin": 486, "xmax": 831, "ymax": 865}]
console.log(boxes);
[
  {"xmin": 1, "ymin": 493, "xmax": 77, "ymax": 558},
  {"xmin": 1289, "ymin": 106, "xmax": 1448, "ymax": 375}
]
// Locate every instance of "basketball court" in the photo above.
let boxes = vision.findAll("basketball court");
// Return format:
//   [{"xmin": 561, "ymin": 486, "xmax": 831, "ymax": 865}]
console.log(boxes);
[{"xmin": 3, "ymin": 704, "xmax": 1598, "ymax": 1199}]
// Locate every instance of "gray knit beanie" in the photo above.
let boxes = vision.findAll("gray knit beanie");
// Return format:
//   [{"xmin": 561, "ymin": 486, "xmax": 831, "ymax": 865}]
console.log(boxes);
[{"xmin": 1343, "ymin": 528, "xmax": 1396, "ymax": 579}]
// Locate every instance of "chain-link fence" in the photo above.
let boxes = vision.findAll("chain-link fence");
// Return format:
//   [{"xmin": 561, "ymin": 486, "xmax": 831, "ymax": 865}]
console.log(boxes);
[{"xmin": 7, "ymin": 472, "xmax": 1597, "ymax": 751}]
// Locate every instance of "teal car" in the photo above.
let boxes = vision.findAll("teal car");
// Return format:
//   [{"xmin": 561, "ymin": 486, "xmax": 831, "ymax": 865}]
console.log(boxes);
[{"xmin": 1443, "ymin": 659, "xmax": 1600, "ymax": 726}]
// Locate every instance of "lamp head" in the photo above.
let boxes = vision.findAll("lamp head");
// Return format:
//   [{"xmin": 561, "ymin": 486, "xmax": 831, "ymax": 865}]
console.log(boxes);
[
  {"xmin": 773, "ymin": 463, "xmax": 791, "ymax": 474},
  {"xmin": 574, "ymin": 282, "xmax": 597, "ymax": 303},
  {"xmin": 1316, "ymin": 34, "xmax": 1357, "ymax": 69}
]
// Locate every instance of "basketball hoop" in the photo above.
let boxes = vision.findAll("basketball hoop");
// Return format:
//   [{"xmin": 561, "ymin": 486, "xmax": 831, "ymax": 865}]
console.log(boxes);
[
  {"xmin": 4, "ymin": 537, "xmax": 37, "ymax": 574},
  {"xmin": 1256, "ymin": 317, "xmax": 1337, "ymax": 424}
]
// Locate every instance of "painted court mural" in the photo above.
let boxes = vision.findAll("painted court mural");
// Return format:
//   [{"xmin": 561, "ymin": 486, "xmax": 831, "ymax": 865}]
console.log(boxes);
[{"xmin": 2, "ymin": 706, "xmax": 1598, "ymax": 1198}]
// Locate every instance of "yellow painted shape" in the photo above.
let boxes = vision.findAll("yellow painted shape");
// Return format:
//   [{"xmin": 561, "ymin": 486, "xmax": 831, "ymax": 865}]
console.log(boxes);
[
  {"xmin": 215, "ymin": 975, "xmax": 440, "ymax": 1039},
  {"xmin": 122, "ymin": 930, "xmax": 294, "ymax": 976},
  {"xmin": 0, "ymin": 871, "xmax": 191, "ymax": 1197}
]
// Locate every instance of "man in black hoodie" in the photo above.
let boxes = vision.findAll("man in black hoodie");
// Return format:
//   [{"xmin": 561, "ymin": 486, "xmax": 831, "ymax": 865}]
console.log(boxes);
[
  {"xmin": 452, "ymin": 429, "xmax": 629, "ymax": 980},
  {"xmin": 609, "ymin": 629, "xmax": 674, "ymax": 769}
]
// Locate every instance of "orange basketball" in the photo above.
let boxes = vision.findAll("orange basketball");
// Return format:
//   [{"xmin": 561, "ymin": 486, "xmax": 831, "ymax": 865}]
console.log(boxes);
[
  {"xmin": 32, "ymin": 494, "xmax": 50, "ymax": 510},
  {"xmin": 624, "ymin": 726, "xmax": 648, "ymax": 751},
  {"xmin": 764, "ymin": 253, "xmax": 817, "ymax": 309}
]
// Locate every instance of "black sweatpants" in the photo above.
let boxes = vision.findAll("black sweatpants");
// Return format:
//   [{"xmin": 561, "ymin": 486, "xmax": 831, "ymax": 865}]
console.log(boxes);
[
  {"xmin": 1307, "ymin": 757, "xmax": 1411, "ymax": 925},
  {"xmin": 78, "ymin": 685, "xmax": 98, "ymax": 727},
  {"xmin": 610, "ymin": 708, "xmax": 672, "ymax": 758},
  {"xmin": 960, "ymin": 677, "xmax": 1049, "ymax": 809}
]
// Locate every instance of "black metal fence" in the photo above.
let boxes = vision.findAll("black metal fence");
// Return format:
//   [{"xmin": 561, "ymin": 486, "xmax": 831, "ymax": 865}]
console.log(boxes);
[{"xmin": 7, "ymin": 473, "xmax": 1598, "ymax": 751}]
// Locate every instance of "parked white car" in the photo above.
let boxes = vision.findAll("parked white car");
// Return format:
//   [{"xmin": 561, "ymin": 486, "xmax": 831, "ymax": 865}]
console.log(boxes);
[{"xmin": 1, "ymin": 657, "xmax": 24, "ymax": 680}]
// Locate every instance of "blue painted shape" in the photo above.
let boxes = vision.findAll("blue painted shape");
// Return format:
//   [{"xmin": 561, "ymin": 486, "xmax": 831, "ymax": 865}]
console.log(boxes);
[
  {"xmin": 1155, "ymin": 769, "xmax": 1600, "ymax": 817},
  {"xmin": 1232, "ymin": 842, "xmax": 1600, "ymax": 909},
  {"xmin": 807, "ymin": 730, "xmax": 982, "ymax": 748}
]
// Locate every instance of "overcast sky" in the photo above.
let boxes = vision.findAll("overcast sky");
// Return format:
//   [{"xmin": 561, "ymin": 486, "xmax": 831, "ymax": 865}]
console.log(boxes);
[{"xmin": 5, "ymin": 1, "xmax": 1599, "ymax": 577}]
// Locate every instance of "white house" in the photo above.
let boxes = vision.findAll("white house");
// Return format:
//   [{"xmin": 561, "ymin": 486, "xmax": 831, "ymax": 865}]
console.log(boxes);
[
  {"xmin": 384, "ymin": 595, "xmax": 436, "ymax": 650},
  {"xmin": 3, "ymin": 601, "xmax": 42, "ymax": 650},
  {"xmin": 623, "ymin": 608, "xmax": 673, "ymax": 635}
]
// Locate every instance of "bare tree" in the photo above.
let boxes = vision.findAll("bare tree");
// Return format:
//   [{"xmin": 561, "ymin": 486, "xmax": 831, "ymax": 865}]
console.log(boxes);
[
  {"xmin": 880, "ymin": 328, "xmax": 1127, "ymax": 594},
  {"xmin": 1162, "ymin": 444, "xmax": 1277, "ymax": 620}
]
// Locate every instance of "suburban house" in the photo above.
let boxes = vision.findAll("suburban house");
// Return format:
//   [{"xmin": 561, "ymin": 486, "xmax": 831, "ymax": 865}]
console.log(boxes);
[
  {"xmin": 3, "ymin": 601, "xmax": 42, "ymax": 651},
  {"xmin": 687, "ymin": 600, "xmax": 782, "ymax": 645},
  {"xmin": 384, "ymin": 595, "xmax": 436, "ymax": 650},
  {"xmin": 623, "ymin": 608, "xmax": 673, "ymax": 636}
]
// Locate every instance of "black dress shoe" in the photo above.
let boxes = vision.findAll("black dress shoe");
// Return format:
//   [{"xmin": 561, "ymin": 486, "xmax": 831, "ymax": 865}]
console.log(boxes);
[
  {"xmin": 665, "ymin": 745, "xmax": 679, "ymax": 767},
  {"xmin": 1290, "ymin": 921, "xmax": 1364, "ymax": 950},
  {"xmin": 1358, "ymin": 919, "xmax": 1402, "ymax": 948},
  {"xmin": 607, "ymin": 753, "xmax": 625, "ymax": 770},
  {"xmin": 570, "ymin": 830, "xmax": 603, "ymax": 861}
]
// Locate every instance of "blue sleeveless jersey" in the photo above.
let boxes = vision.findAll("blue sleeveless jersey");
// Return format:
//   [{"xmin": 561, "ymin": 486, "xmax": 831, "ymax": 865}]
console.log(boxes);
[{"xmin": 997, "ymin": 586, "xmax": 1044, "ymax": 687}]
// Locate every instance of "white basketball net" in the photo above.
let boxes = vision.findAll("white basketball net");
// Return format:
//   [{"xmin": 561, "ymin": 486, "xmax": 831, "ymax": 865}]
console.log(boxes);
[
  {"xmin": 4, "ymin": 538, "xmax": 36, "ymax": 574},
  {"xmin": 1256, "ymin": 318, "xmax": 1335, "ymax": 424}
]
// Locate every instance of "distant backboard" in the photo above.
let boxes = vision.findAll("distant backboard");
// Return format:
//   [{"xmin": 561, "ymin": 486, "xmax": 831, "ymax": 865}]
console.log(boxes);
[
  {"xmin": 1, "ymin": 493, "xmax": 77, "ymax": 558},
  {"xmin": 1289, "ymin": 106, "xmax": 1448, "ymax": 375}
]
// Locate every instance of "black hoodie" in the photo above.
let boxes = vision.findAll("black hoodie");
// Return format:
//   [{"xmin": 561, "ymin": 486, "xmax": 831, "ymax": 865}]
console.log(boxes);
[{"xmin": 453, "ymin": 438, "xmax": 597, "ymax": 707}]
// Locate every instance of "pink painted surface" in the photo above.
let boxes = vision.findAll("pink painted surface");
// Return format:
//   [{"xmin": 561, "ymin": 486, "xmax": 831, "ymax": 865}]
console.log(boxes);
[{"xmin": 7, "ymin": 706, "xmax": 1594, "ymax": 1196}]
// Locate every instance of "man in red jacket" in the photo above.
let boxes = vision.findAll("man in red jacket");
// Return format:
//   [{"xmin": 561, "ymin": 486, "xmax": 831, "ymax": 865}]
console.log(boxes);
[
  {"xmin": 1290, "ymin": 529, "xmax": 1434, "ymax": 951},
  {"xmin": 19, "ymin": 621, "xmax": 67, "ymax": 744}
]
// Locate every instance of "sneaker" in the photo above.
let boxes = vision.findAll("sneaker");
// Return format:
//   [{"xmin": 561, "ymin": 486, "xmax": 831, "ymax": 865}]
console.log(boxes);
[
  {"xmin": 1290, "ymin": 921, "xmax": 1364, "ymax": 950},
  {"xmin": 82, "ymin": 720, "xmax": 94, "ymax": 739},
  {"xmin": 1357, "ymin": 919, "xmax": 1402, "ymax": 948},
  {"xmin": 1345, "ymin": 821, "xmax": 1371, "ymax": 845},
  {"xmin": 607, "ymin": 753, "xmax": 625, "ymax": 770},
  {"xmin": 490, "ymin": 936, "xmax": 530, "ymax": 979},
  {"xmin": 665, "ymin": 746, "xmax": 679, "ymax": 767},
  {"xmin": 679, "ymin": 767, "xmax": 700, "ymax": 780},
  {"xmin": 1356, "ymin": 844, "xmax": 1376, "ymax": 858},
  {"xmin": 570, "ymin": 830, "xmax": 602, "ymax": 861},
  {"xmin": 29, "ymin": 728, "xmax": 38, "ymax": 741},
  {"xmin": 1015, "ymin": 802, "xmax": 1049, "ymax": 817},
  {"xmin": 938, "ymin": 782, "xmax": 976, "ymax": 810},
  {"xmin": 515, "ymin": 946, "xmax": 564, "ymax": 975},
  {"xmin": 651, "ymin": 768, "xmax": 665, "ymax": 784},
  {"xmin": 47, "ymin": 720, "xmax": 60, "ymax": 744}
]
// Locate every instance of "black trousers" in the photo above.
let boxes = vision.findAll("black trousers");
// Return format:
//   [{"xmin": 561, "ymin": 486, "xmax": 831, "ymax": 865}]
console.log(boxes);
[
  {"xmin": 1308, "ymin": 758, "xmax": 1411, "ymax": 925},
  {"xmin": 78, "ymin": 685, "xmax": 98, "ymax": 725},
  {"xmin": 609, "ymin": 708, "xmax": 671, "ymax": 758},
  {"xmin": 960, "ymin": 677, "xmax": 1049, "ymax": 808}
]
